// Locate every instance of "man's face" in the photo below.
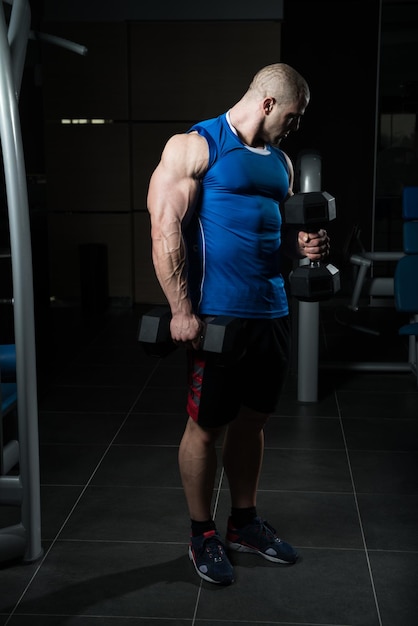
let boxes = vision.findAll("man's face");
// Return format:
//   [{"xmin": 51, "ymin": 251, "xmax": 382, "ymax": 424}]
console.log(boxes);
[{"xmin": 265, "ymin": 98, "xmax": 308, "ymax": 146}]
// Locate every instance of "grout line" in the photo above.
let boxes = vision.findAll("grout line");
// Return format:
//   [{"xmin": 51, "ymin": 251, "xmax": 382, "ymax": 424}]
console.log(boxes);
[
  {"xmin": 212, "ymin": 466, "xmax": 225, "ymax": 523},
  {"xmin": 335, "ymin": 389, "xmax": 383, "ymax": 626}
]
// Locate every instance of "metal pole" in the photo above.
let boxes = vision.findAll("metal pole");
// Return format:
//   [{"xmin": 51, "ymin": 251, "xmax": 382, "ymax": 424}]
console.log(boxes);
[
  {"xmin": 0, "ymin": 0, "xmax": 43, "ymax": 562},
  {"xmin": 296, "ymin": 151, "xmax": 321, "ymax": 403},
  {"xmin": 297, "ymin": 299, "xmax": 319, "ymax": 402}
]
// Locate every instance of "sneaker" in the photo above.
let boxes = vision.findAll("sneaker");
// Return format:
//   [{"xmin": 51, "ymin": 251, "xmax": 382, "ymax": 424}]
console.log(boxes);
[
  {"xmin": 189, "ymin": 530, "xmax": 234, "ymax": 585},
  {"xmin": 226, "ymin": 516, "xmax": 298, "ymax": 564}
]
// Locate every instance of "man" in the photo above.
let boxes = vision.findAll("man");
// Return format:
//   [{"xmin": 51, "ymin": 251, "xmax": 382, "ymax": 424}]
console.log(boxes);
[{"xmin": 147, "ymin": 63, "xmax": 330, "ymax": 585}]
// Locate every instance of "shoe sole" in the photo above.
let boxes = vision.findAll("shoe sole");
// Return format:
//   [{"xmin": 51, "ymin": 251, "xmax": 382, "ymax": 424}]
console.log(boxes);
[
  {"xmin": 226, "ymin": 540, "xmax": 298, "ymax": 564},
  {"xmin": 188, "ymin": 546, "xmax": 234, "ymax": 585}
]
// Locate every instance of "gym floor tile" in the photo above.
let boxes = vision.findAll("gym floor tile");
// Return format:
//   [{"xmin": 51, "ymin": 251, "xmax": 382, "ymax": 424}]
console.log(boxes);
[
  {"xmin": 3, "ymin": 302, "xmax": 418, "ymax": 625},
  {"xmin": 113, "ymin": 412, "xmax": 187, "ymax": 445},
  {"xmin": 39, "ymin": 443, "xmax": 110, "ymax": 485},
  {"xmin": 89, "ymin": 444, "xmax": 183, "ymax": 489},
  {"xmin": 348, "ymin": 449, "xmax": 418, "ymax": 494},
  {"xmin": 337, "ymin": 389, "xmax": 418, "ymax": 419},
  {"xmin": 58, "ymin": 485, "xmax": 187, "ymax": 541},
  {"xmin": 195, "ymin": 548, "xmax": 380, "ymax": 625},
  {"xmin": 274, "ymin": 387, "xmax": 340, "ymax": 417},
  {"xmin": 342, "ymin": 416, "xmax": 418, "ymax": 451},
  {"xmin": 357, "ymin": 493, "xmax": 418, "ymax": 550},
  {"xmin": 38, "ymin": 411, "xmax": 127, "ymax": 444},
  {"xmin": 260, "ymin": 448, "xmax": 353, "ymax": 492},
  {"xmin": 10, "ymin": 541, "xmax": 199, "ymax": 620},
  {"xmin": 256, "ymin": 490, "xmax": 364, "ymax": 549},
  {"xmin": 369, "ymin": 551, "xmax": 418, "ymax": 626},
  {"xmin": 265, "ymin": 414, "xmax": 346, "ymax": 449}
]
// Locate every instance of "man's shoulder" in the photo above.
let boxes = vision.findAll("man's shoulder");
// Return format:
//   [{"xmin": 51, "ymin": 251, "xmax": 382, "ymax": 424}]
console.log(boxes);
[{"xmin": 189, "ymin": 113, "xmax": 226, "ymax": 135}]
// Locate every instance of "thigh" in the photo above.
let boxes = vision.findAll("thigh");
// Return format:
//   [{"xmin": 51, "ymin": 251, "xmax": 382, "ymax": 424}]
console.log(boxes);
[
  {"xmin": 186, "ymin": 350, "xmax": 242, "ymax": 429},
  {"xmin": 185, "ymin": 317, "xmax": 291, "ymax": 426},
  {"xmin": 240, "ymin": 317, "xmax": 291, "ymax": 414}
]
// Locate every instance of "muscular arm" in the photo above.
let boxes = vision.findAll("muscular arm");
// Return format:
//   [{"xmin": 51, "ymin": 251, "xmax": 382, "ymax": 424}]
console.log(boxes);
[{"xmin": 147, "ymin": 132, "xmax": 209, "ymax": 344}]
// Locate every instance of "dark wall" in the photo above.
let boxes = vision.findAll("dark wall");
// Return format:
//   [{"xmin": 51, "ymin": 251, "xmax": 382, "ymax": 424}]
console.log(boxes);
[
  {"xmin": 280, "ymin": 0, "xmax": 381, "ymax": 269},
  {"xmin": 2, "ymin": 0, "xmax": 382, "ymax": 317}
]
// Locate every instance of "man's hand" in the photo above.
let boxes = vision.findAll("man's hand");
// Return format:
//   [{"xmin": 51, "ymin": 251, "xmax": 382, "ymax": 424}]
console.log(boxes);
[
  {"xmin": 298, "ymin": 228, "xmax": 330, "ymax": 262},
  {"xmin": 170, "ymin": 311, "xmax": 204, "ymax": 350}
]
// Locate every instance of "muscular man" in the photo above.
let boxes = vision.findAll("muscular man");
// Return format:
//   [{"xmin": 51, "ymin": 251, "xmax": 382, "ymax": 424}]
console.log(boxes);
[{"xmin": 147, "ymin": 63, "xmax": 329, "ymax": 585}]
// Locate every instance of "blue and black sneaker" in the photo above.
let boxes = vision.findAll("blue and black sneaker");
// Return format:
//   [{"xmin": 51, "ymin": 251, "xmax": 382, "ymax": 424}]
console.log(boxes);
[
  {"xmin": 226, "ymin": 516, "xmax": 298, "ymax": 564},
  {"xmin": 189, "ymin": 530, "xmax": 234, "ymax": 585}
]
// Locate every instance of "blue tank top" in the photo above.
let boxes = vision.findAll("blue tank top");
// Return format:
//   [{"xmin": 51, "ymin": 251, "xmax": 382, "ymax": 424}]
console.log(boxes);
[{"xmin": 185, "ymin": 113, "xmax": 290, "ymax": 318}]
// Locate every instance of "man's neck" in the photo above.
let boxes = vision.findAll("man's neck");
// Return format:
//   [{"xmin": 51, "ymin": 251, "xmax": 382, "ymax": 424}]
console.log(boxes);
[{"xmin": 227, "ymin": 107, "xmax": 264, "ymax": 149}]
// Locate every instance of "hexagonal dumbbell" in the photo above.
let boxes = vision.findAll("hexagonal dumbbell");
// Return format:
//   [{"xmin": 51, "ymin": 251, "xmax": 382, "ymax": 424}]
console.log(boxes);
[
  {"xmin": 283, "ymin": 191, "xmax": 340, "ymax": 302},
  {"xmin": 138, "ymin": 306, "xmax": 242, "ymax": 357}
]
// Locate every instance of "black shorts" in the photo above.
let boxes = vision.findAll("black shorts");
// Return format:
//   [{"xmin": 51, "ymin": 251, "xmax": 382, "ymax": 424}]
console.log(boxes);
[{"xmin": 186, "ymin": 316, "xmax": 291, "ymax": 428}]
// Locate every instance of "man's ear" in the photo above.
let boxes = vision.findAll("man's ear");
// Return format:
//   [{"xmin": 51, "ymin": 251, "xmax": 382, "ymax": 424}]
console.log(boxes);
[{"xmin": 263, "ymin": 97, "xmax": 276, "ymax": 114}]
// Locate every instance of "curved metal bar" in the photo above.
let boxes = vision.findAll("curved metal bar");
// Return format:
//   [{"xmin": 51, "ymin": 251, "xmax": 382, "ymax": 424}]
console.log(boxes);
[
  {"xmin": 30, "ymin": 31, "xmax": 88, "ymax": 56},
  {"xmin": 0, "ymin": 0, "xmax": 43, "ymax": 563},
  {"xmin": 6, "ymin": 0, "xmax": 30, "ymax": 98}
]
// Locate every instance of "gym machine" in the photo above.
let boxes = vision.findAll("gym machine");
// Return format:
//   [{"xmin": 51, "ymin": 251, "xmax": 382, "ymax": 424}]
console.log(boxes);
[
  {"xmin": 292, "ymin": 155, "xmax": 413, "ymax": 384},
  {"xmin": 0, "ymin": 0, "xmax": 87, "ymax": 564}
]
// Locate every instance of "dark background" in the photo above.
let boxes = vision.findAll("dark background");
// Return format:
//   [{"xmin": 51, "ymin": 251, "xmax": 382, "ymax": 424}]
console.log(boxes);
[{"xmin": 1, "ymin": 0, "xmax": 418, "ymax": 356}]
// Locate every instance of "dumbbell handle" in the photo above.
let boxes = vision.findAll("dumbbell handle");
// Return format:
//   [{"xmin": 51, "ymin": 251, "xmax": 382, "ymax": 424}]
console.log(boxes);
[{"xmin": 138, "ymin": 307, "xmax": 241, "ymax": 356}]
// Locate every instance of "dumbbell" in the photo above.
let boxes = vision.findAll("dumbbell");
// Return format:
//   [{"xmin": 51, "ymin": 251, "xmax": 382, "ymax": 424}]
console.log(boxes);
[
  {"xmin": 138, "ymin": 306, "xmax": 242, "ymax": 357},
  {"xmin": 283, "ymin": 191, "xmax": 340, "ymax": 302}
]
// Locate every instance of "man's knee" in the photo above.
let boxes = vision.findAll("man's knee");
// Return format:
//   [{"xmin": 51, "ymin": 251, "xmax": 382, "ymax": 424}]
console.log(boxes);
[
  {"xmin": 234, "ymin": 405, "xmax": 269, "ymax": 431},
  {"xmin": 185, "ymin": 415, "xmax": 224, "ymax": 444}
]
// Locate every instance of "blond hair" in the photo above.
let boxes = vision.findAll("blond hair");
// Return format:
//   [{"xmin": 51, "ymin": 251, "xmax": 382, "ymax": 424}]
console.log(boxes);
[{"xmin": 248, "ymin": 63, "xmax": 310, "ymax": 105}]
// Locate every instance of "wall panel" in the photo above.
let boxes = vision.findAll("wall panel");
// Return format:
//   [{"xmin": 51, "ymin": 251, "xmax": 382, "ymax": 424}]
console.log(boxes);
[
  {"xmin": 41, "ymin": 19, "xmax": 282, "ymax": 304},
  {"xmin": 45, "ymin": 123, "xmax": 130, "ymax": 212},
  {"xmin": 47, "ymin": 213, "xmax": 132, "ymax": 301},
  {"xmin": 43, "ymin": 1, "xmax": 284, "ymax": 21},
  {"xmin": 134, "ymin": 212, "xmax": 163, "ymax": 304},
  {"xmin": 130, "ymin": 21, "xmax": 282, "ymax": 121},
  {"xmin": 42, "ymin": 22, "xmax": 129, "ymax": 119}
]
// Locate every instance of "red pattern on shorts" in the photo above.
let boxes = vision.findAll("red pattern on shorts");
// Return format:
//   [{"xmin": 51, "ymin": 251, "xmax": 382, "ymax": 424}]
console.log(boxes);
[{"xmin": 187, "ymin": 353, "xmax": 205, "ymax": 422}]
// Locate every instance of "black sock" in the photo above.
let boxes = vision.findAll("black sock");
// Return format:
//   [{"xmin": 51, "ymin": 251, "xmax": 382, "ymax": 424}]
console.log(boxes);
[
  {"xmin": 191, "ymin": 518, "xmax": 216, "ymax": 537},
  {"xmin": 230, "ymin": 506, "xmax": 257, "ymax": 528}
]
